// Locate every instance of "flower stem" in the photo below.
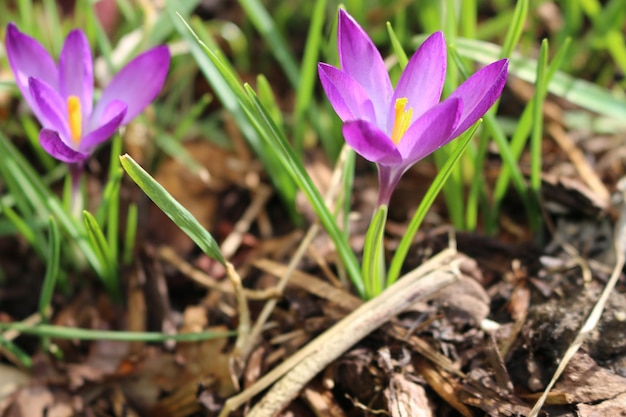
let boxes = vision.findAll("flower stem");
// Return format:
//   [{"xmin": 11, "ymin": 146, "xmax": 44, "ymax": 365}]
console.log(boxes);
[{"xmin": 376, "ymin": 166, "xmax": 401, "ymax": 207}]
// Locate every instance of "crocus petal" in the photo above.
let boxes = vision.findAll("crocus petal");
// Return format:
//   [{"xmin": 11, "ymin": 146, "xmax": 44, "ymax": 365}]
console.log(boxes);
[
  {"xmin": 390, "ymin": 32, "xmax": 447, "ymax": 130},
  {"xmin": 80, "ymin": 100, "xmax": 127, "ymax": 152},
  {"xmin": 449, "ymin": 59, "xmax": 508, "ymax": 138},
  {"xmin": 318, "ymin": 63, "xmax": 376, "ymax": 123},
  {"xmin": 338, "ymin": 9, "xmax": 392, "ymax": 127},
  {"xmin": 342, "ymin": 120, "xmax": 402, "ymax": 165},
  {"xmin": 59, "ymin": 29, "xmax": 93, "ymax": 116},
  {"xmin": 5, "ymin": 23, "xmax": 59, "ymax": 109},
  {"xmin": 92, "ymin": 45, "xmax": 170, "ymax": 125},
  {"xmin": 40, "ymin": 129, "xmax": 88, "ymax": 163},
  {"xmin": 397, "ymin": 98, "xmax": 462, "ymax": 164},
  {"xmin": 28, "ymin": 77, "xmax": 71, "ymax": 141}
]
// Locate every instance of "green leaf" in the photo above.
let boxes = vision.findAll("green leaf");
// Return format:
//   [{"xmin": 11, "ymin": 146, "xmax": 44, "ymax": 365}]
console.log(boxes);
[
  {"xmin": 293, "ymin": 0, "xmax": 327, "ymax": 153},
  {"xmin": 0, "ymin": 335, "xmax": 32, "ymax": 368},
  {"xmin": 154, "ymin": 132, "xmax": 211, "ymax": 182},
  {"xmin": 362, "ymin": 205, "xmax": 388, "ymax": 299},
  {"xmin": 256, "ymin": 74, "xmax": 285, "ymax": 131},
  {"xmin": 527, "ymin": 39, "xmax": 550, "ymax": 233},
  {"xmin": 500, "ymin": 0, "xmax": 529, "ymax": 58},
  {"xmin": 0, "ymin": 131, "xmax": 104, "ymax": 278},
  {"xmin": 83, "ymin": 211, "xmax": 119, "ymax": 298},
  {"xmin": 149, "ymin": 0, "xmax": 201, "ymax": 45},
  {"xmin": 123, "ymin": 203, "xmax": 139, "ymax": 266},
  {"xmin": 387, "ymin": 121, "xmax": 480, "ymax": 286},
  {"xmin": 120, "ymin": 154, "xmax": 225, "ymax": 265},
  {"xmin": 451, "ymin": 37, "xmax": 626, "ymax": 120},
  {"xmin": 243, "ymin": 85, "xmax": 364, "ymax": 297},
  {"xmin": 238, "ymin": 0, "xmax": 300, "ymax": 87},
  {"xmin": 531, "ymin": 39, "xmax": 550, "ymax": 192},
  {"xmin": 169, "ymin": 10, "xmax": 299, "ymax": 221},
  {"xmin": 0, "ymin": 203, "xmax": 45, "ymax": 258},
  {"xmin": 386, "ymin": 22, "xmax": 409, "ymax": 69},
  {"xmin": 39, "ymin": 216, "xmax": 60, "ymax": 322},
  {"xmin": 488, "ymin": 38, "xmax": 571, "ymax": 234}
]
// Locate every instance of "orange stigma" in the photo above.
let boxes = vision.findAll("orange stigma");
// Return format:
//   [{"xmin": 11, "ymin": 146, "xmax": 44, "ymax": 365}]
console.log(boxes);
[
  {"xmin": 67, "ymin": 96, "xmax": 82, "ymax": 146},
  {"xmin": 390, "ymin": 97, "xmax": 413, "ymax": 145}
]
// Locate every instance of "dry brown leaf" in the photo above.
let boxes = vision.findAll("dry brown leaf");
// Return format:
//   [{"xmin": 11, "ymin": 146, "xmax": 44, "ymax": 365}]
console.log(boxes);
[
  {"xmin": 414, "ymin": 356, "xmax": 473, "ymax": 417},
  {"xmin": 577, "ymin": 390, "xmax": 626, "ymax": 417},
  {"xmin": 549, "ymin": 351, "xmax": 626, "ymax": 404},
  {"xmin": 0, "ymin": 365, "xmax": 30, "ymax": 402},
  {"xmin": 302, "ymin": 381, "xmax": 347, "ymax": 417},
  {"xmin": 384, "ymin": 373, "xmax": 433, "ymax": 417},
  {"xmin": 149, "ymin": 141, "xmax": 235, "ymax": 253}
]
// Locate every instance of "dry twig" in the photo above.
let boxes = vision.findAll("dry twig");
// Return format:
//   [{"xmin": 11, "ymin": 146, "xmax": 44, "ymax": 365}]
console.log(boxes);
[
  {"xmin": 528, "ymin": 178, "xmax": 626, "ymax": 416},
  {"xmin": 218, "ymin": 248, "xmax": 460, "ymax": 417}
]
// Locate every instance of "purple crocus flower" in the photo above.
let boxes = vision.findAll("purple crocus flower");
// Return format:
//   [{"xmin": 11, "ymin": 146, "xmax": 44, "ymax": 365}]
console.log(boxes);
[
  {"xmin": 318, "ymin": 10, "xmax": 508, "ymax": 206},
  {"xmin": 5, "ymin": 23, "xmax": 170, "ymax": 166}
]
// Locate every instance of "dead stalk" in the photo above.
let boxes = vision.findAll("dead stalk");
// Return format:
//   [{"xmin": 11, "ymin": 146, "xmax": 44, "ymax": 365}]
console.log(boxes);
[{"xmin": 218, "ymin": 248, "xmax": 459, "ymax": 417}]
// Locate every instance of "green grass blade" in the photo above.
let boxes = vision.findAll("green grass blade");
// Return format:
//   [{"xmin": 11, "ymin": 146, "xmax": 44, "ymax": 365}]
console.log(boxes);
[
  {"xmin": 169, "ymin": 11, "xmax": 299, "ymax": 220},
  {"xmin": 39, "ymin": 216, "xmax": 60, "ymax": 322},
  {"xmin": 154, "ymin": 132, "xmax": 211, "ymax": 181},
  {"xmin": 0, "ymin": 132, "xmax": 104, "ymax": 277},
  {"xmin": 452, "ymin": 37, "xmax": 626, "ymax": 120},
  {"xmin": 172, "ymin": 93, "xmax": 213, "ymax": 138},
  {"xmin": 488, "ymin": 38, "xmax": 572, "ymax": 234},
  {"xmin": 94, "ymin": 168, "xmax": 122, "ymax": 231},
  {"xmin": 387, "ymin": 121, "xmax": 479, "ymax": 286},
  {"xmin": 386, "ymin": 22, "xmax": 409, "ymax": 69},
  {"xmin": 20, "ymin": 116, "xmax": 56, "ymax": 171},
  {"xmin": 0, "ymin": 335, "xmax": 32, "ymax": 369},
  {"xmin": 293, "ymin": 0, "xmax": 327, "ymax": 153},
  {"xmin": 113, "ymin": 0, "xmax": 138, "ymax": 24},
  {"xmin": 256, "ymin": 74, "xmax": 285, "ymax": 131},
  {"xmin": 529, "ymin": 39, "xmax": 550, "ymax": 232},
  {"xmin": 120, "ymin": 154, "xmax": 225, "ymax": 265},
  {"xmin": 243, "ymin": 85, "xmax": 364, "ymax": 297},
  {"xmin": 459, "ymin": 0, "xmax": 477, "ymax": 38},
  {"xmin": 237, "ymin": 0, "xmax": 300, "ymax": 86},
  {"xmin": 123, "ymin": 203, "xmax": 138, "ymax": 265},
  {"xmin": 449, "ymin": 0, "xmax": 525, "ymax": 231},
  {"xmin": 106, "ymin": 135, "xmax": 124, "ymax": 258},
  {"xmin": 149, "ymin": 0, "xmax": 201, "ymax": 45},
  {"xmin": 83, "ymin": 211, "xmax": 119, "ymax": 298},
  {"xmin": 0, "ymin": 202, "xmax": 46, "ymax": 258},
  {"xmin": 42, "ymin": 0, "xmax": 63, "ymax": 54},
  {"xmin": 16, "ymin": 0, "xmax": 34, "ymax": 33},
  {"xmin": 500, "ymin": 0, "xmax": 528, "ymax": 58},
  {"xmin": 0, "ymin": 323, "xmax": 234, "ymax": 342}
]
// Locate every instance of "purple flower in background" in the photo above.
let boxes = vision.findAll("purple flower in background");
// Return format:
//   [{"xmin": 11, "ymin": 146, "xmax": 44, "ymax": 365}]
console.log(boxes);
[
  {"xmin": 5, "ymin": 23, "xmax": 170, "ymax": 165},
  {"xmin": 318, "ymin": 10, "xmax": 508, "ymax": 206}
]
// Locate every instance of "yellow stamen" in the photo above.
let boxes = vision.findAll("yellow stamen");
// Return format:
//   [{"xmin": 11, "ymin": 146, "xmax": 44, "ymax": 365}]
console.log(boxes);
[
  {"xmin": 390, "ymin": 97, "xmax": 413, "ymax": 145},
  {"xmin": 67, "ymin": 95, "xmax": 82, "ymax": 146}
]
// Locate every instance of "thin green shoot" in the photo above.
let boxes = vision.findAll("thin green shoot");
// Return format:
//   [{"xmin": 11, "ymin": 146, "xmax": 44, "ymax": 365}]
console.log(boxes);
[
  {"xmin": 120, "ymin": 154, "xmax": 225, "ymax": 265},
  {"xmin": 529, "ymin": 39, "xmax": 550, "ymax": 232},
  {"xmin": 362, "ymin": 205, "xmax": 388, "ymax": 299},
  {"xmin": 293, "ymin": 0, "xmax": 327, "ymax": 154},
  {"xmin": 123, "ymin": 203, "xmax": 138, "ymax": 265},
  {"xmin": 243, "ymin": 84, "xmax": 364, "ymax": 296},
  {"xmin": 387, "ymin": 121, "xmax": 480, "ymax": 286}
]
